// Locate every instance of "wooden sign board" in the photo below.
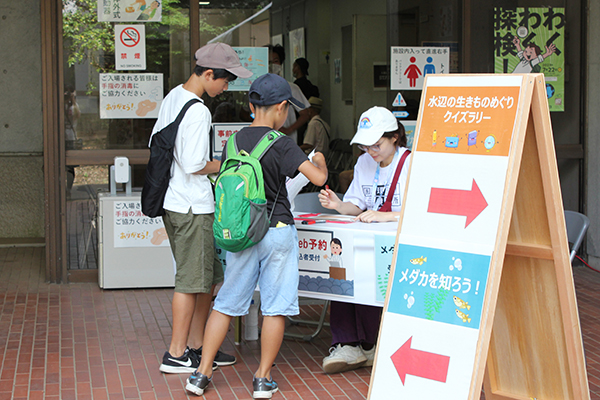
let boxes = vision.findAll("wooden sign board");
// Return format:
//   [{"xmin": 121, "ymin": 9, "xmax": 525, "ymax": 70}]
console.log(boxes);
[{"xmin": 368, "ymin": 74, "xmax": 589, "ymax": 400}]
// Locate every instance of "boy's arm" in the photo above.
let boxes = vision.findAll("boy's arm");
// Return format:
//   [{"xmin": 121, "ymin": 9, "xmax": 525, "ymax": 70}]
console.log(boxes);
[
  {"xmin": 297, "ymin": 152, "xmax": 327, "ymax": 186},
  {"xmin": 192, "ymin": 160, "xmax": 221, "ymax": 175}
]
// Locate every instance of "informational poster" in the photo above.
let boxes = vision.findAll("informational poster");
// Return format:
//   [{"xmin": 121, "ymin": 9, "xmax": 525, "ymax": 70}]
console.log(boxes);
[
  {"xmin": 227, "ymin": 47, "xmax": 269, "ymax": 92},
  {"xmin": 297, "ymin": 228, "xmax": 355, "ymax": 298},
  {"xmin": 212, "ymin": 122, "xmax": 251, "ymax": 160},
  {"xmin": 374, "ymin": 235, "xmax": 396, "ymax": 303},
  {"xmin": 400, "ymin": 120, "xmax": 417, "ymax": 150},
  {"xmin": 115, "ymin": 25, "xmax": 146, "ymax": 70},
  {"xmin": 390, "ymin": 47, "xmax": 450, "ymax": 90},
  {"xmin": 98, "ymin": 0, "xmax": 162, "ymax": 22},
  {"xmin": 289, "ymin": 28, "xmax": 305, "ymax": 79},
  {"xmin": 99, "ymin": 73, "xmax": 163, "ymax": 119},
  {"xmin": 370, "ymin": 74, "xmax": 525, "ymax": 399},
  {"xmin": 114, "ymin": 201, "xmax": 169, "ymax": 248},
  {"xmin": 421, "ymin": 42, "xmax": 459, "ymax": 73},
  {"xmin": 494, "ymin": 7, "xmax": 565, "ymax": 112}
]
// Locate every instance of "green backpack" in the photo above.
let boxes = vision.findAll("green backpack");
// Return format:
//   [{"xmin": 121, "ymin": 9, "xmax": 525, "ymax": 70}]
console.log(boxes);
[{"xmin": 213, "ymin": 130, "xmax": 284, "ymax": 252}]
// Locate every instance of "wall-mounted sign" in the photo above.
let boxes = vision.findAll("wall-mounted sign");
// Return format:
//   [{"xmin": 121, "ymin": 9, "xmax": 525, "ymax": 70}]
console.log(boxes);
[
  {"xmin": 390, "ymin": 47, "xmax": 450, "ymax": 90},
  {"xmin": 98, "ymin": 0, "xmax": 162, "ymax": 22},
  {"xmin": 99, "ymin": 73, "xmax": 163, "ymax": 119},
  {"xmin": 493, "ymin": 7, "xmax": 565, "ymax": 112},
  {"xmin": 115, "ymin": 25, "xmax": 146, "ymax": 70},
  {"xmin": 226, "ymin": 47, "xmax": 269, "ymax": 92}
]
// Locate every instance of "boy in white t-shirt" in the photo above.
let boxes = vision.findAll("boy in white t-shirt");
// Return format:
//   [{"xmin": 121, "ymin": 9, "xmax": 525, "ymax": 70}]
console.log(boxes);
[{"xmin": 152, "ymin": 43, "xmax": 252, "ymax": 375}]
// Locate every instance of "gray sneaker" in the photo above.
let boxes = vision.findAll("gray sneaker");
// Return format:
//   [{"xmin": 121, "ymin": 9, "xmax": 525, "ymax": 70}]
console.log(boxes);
[
  {"xmin": 191, "ymin": 346, "xmax": 237, "ymax": 366},
  {"xmin": 185, "ymin": 371, "xmax": 211, "ymax": 396},
  {"xmin": 252, "ymin": 376, "xmax": 279, "ymax": 399}
]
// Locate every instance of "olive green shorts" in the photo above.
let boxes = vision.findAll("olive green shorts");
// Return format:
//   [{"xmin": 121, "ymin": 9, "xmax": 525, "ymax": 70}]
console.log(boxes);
[{"xmin": 163, "ymin": 209, "xmax": 224, "ymax": 294}]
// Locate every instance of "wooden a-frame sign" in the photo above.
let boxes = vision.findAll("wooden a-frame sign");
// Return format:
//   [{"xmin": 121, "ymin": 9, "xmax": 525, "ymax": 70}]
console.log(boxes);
[{"xmin": 368, "ymin": 74, "xmax": 589, "ymax": 400}]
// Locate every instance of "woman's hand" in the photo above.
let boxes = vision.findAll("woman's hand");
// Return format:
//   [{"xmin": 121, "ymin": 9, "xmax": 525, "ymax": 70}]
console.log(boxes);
[
  {"xmin": 318, "ymin": 188, "xmax": 342, "ymax": 210},
  {"xmin": 355, "ymin": 210, "xmax": 400, "ymax": 223}
]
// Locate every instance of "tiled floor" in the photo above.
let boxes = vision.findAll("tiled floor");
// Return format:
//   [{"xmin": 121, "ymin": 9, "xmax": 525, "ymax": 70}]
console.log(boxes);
[{"xmin": 1, "ymin": 246, "xmax": 600, "ymax": 399}]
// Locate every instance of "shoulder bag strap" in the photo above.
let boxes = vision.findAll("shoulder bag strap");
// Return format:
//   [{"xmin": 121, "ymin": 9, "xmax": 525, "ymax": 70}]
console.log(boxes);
[
  {"xmin": 378, "ymin": 149, "xmax": 411, "ymax": 212},
  {"xmin": 314, "ymin": 118, "xmax": 330, "ymax": 139}
]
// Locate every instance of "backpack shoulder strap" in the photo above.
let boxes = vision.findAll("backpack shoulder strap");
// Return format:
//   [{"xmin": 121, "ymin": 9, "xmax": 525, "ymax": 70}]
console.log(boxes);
[
  {"xmin": 173, "ymin": 99, "xmax": 201, "ymax": 126},
  {"xmin": 226, "ymin": 132, "xmax": 239, "ymax": 158},
  {"xmin": 250, "ymin": 130, "xmax": 285, "ymax": 160}
]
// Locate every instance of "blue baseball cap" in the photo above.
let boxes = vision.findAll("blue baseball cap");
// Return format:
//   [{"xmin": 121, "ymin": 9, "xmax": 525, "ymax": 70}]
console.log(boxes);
[{"xmin": 248, "ymin": 73, "xmax": 305, "ymax": 109}]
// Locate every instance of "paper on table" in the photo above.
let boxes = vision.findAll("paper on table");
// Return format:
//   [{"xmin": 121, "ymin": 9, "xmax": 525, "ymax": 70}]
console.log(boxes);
[{"xmin": 288, "ymin": 149, "xmax": 316, "ymax": 210}]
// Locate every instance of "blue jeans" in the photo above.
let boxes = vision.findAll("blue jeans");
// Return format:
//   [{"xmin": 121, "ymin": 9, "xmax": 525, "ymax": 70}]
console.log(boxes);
[{"xmin": 214, "ymin": 224, "xmax": 300, "ymax": 317}]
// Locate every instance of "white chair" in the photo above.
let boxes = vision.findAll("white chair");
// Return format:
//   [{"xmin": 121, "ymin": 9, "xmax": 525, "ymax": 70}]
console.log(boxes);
[{"xmin": 564, "ymin": 210, "xmax": 590, "ymax": 263}]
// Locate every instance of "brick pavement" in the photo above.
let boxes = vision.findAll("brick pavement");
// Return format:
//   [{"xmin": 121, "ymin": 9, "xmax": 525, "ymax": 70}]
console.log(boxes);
[{"xmin": 1, "ymin": 246, "xmax": 599, "ymax": 399}]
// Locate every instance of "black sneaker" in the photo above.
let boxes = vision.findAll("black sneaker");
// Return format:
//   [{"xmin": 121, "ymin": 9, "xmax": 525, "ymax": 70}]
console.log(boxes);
[
  {"xmin": 185, "ymin": 371, "xmax": 211, "ymax": 396},
  {"xmin": 192, "ymin": 346, "xmax": 237, "ymax": 366},
  {"xmin": 252, "ymin": 376, "xmax": 279, "ymax": 399},
  {"xmin": 159, "ymin": 347, "xmax": 217, "ymax": 374},
  {"xmin": 159, "ymin": 347, "xmax": 199, "ymax": 374}
]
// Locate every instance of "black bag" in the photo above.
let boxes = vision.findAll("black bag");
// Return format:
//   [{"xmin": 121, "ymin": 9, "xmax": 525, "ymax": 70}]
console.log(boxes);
[{"xmin": 141, "ymin": 99, "xmax": 200, "ymax": 218}]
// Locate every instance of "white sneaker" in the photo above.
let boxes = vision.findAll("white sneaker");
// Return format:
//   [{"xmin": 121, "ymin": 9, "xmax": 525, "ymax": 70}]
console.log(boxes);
[
  {"xmin": 361, "ymin": 345, "xmax": 375, "ymax": 367},
  {"xmin": 322, "ymin": 344, "xmax": 367, "ymax": 374}
]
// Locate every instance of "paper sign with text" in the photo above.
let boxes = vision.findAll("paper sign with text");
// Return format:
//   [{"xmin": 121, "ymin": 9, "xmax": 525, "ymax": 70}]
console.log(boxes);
[
  {"xmin": 114, "ymin": 201, "xmax": 169, "ymax": 248},
  {"xmin": 99, "ymin": 73, "xmax": 163, "ymax": 119}
]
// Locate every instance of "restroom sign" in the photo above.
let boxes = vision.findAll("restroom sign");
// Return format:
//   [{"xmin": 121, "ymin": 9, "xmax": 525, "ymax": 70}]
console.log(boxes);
[
  {"xmin": 115, "ymin": 25, "xmax": 146, "ymax": 70},
  {"xmin": 390, "ymin": 47, "xmax": 450, "ymax": 90}
]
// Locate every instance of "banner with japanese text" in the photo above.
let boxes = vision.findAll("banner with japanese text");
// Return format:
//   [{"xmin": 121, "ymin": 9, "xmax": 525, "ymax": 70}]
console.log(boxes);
[
  {"xmin": 99, "ymin": 73, "xmax": 163, "ymax": 119},
  {"xmin": 494, "ymin": 7, "xmax": 565, "ymax": 111},
  {"xmin": 98, "ymin": 0, "xmax": 162, "ymax": 22}
]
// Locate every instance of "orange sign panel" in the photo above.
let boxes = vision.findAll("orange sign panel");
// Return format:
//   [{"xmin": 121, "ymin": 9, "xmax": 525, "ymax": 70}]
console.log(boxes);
[{"xmin": 416, "ymin": 86, "xmax": 521, "ymax": 156}]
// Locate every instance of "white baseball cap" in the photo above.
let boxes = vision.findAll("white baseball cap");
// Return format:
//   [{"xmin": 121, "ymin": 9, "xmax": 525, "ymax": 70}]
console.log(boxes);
[{"xmin": 350, "ymin": 106, "xmax": 398, "ymax": 146}]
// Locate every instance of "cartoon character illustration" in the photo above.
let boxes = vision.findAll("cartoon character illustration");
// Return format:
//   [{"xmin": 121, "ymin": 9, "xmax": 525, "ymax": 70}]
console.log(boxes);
[
  {"xmin": 423, "ymin": 56, "xmax": 436, "ymax": 75},
  {"xmin": 445, "ymin": 136, "xmax": 459, "ymax": 148},
  {"xmin": 483, "ymin": 135, "xmax": 497, "ymax": 151},
  {"xmin": 467, "ymin": 130, "xmax": 478, "ymax": 147},
  {"xmin": 324, "ymin": 238, "xmax": 345, "ymax": 280},
  {"xmin": 126, "ymin": 0, "xmax": 146, "ymax": 13},
  {"xmin": 324, "ymin": 238, "xmax": 343, "ymax": 266},
  {"xmin": 137, "ymin": 0, "xmax": 160, "ymax": 20},
  {"xmin": 455, "ymin": 309, "xmax": 471, "ymax": 323},
  {"xmin": 453, "ymin": 296, "xmax": 471, "ymax": 310},
  {"xmin": 136, "ymin": 99, "xmax": 157, "ymax": 117},
  {"xmin": 150, "ymin": 227, "xmax": 168, "ymax": 245},
  {"xmin": 432, "ymin": 129, "xmax": 438, "ymax": 146},
  {"xmin": 409, "ymin": 256, "xmax": 427, "ymax": 265},
  {"xmin": 512, "ymin": 35, "xmax": 556, "ymax": 74},
  {"xmin": 404, "ymin": 56, "xmax": 422, "ymax": 87}
]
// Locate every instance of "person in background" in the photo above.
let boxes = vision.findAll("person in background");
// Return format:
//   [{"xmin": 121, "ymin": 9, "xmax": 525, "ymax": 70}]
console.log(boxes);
[
  {"xmin": 300, "ymin": 96, "xmax": 330, "ymax": 157},
  {"xmin": 267, "ymin": 44, "xmax": 310, "ymax": 145},
  {"xmin": 153, "ymin": 43, "xmax": 252, "ymax": 375},
  {"xmin": 318, "ymin": 106, "xmax": 411, "ymax": 373},
  {"xmin": 64, "ymin": 85, "xmax": 80, "ymax": 192},
  {"xmin": 293, "ymin": 57, "xmax": 319, "ymax": 100},
  {"xmin": 185, "ymin": 73, "xmax": 328, "ymax": 398}
]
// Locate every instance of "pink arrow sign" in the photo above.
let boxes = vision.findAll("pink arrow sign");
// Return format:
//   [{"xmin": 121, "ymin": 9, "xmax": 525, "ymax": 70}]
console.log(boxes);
[
  {"xmin": 391, "ymin": 336, "xmax": 450, "ymax": 385},
  {"xmin": 427, "ymin": 179, "xmax": 488, "ymax": 227}
]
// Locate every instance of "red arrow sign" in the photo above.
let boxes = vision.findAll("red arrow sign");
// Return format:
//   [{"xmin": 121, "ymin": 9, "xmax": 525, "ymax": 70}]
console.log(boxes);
[
  {"xmin": 391, "ymin": 336, "xmax": 450, "ymax": 385},
  {"xmin": 427, "ymin": 179, "xmax": 488, "ymax": 227}
]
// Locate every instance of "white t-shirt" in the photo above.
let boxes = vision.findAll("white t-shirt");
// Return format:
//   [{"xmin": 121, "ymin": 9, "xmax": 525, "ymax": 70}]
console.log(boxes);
[
  {"xmin": 149, "ymin": 84, "xmax": 214, "ymax": 214},
  {"xmin": 283, "ymin": 82, "xmax": 309, "ymax": 143},
  {"xmin": 343, "ymin": 147, "xmax": 411, "ymax": 212},
  {"xmin": 512, "ymin": 51, "xmax": 544, "ymax": 73}
]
